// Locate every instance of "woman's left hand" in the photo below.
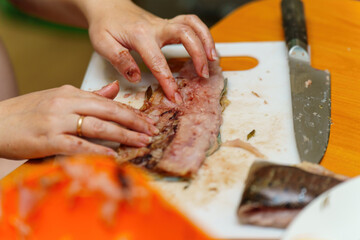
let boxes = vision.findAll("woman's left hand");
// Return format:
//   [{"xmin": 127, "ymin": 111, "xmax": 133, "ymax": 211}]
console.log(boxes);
[{"xmin": 76, "ymin": 0, "xmax": 217, "ymax": 103}]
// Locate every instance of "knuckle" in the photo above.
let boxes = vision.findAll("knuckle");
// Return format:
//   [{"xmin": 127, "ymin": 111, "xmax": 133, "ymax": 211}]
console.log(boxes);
[
  {"xmin": 59, "ymin": 84, "xmax": 76, "ymax": 92},
  {"xmin": 43, "ymin": 114, "xmax": 57, "ymax": 129},
  {"xmin": 118, "ymin": 131, "xmax": 130, "ymax": 144},
  {"xmin": 177, "ymin": 14, "xmax": 187, "ymax": 20},
  {"xmin": 92, "ymin": 120, "xmax": 107, "ymax": 135},
  {"xmin": 132, "ymin": 25, "xmax": 148, "ymax": 38},
  {"xmin": 150, "ymin": 54, "xmax": 165, "ymax": 67},
  {"xmin": 177, "ymin": 25, "xmax": 192, "ymax": 35},
  {"xmin": 106, "ymin": 103, "xmax": 120, "ymax": 116},
  {"xmin": 109, "ymin": 49, "xmax": 130, "ymax": 66},
  {"xmin": 149, "ymin": 54, "xmax": 167, "ymax": 73},
  {"xmin": 194, "ymin": 48, "xmax": 206, "ymax": 59},
  {"xmin": 126, "ymin": 112, "xmax": 137, "ymax": 125},
  {"xmin": 47, "ymin": 96, "xmax": 67, "ymax": 110},
  {"xmin": 46, "ymin": 134, "xmax": 58, "ymax": 153},
  {"xmin": 62, "ymin": 137, "xmax": 81, "ymax": 153},
  {"xmin": 109, "ymin": 52, "xmax": 120, "ymax": 66},
  {"xmin": 185, "ymin": 14, "xmax": 199, "ymax": 22}
]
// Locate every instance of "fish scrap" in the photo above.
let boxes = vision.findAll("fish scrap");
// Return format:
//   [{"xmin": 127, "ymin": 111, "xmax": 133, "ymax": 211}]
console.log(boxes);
[{"xmin": 238, "ymin": 161, "xmax": 347, "ymax": 228}]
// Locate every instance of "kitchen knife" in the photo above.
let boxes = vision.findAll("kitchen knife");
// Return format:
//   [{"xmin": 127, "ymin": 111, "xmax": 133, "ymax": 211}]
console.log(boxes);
[{"xmin": 281, "ymin": 0, "xmax": 331, "ymax": 163}]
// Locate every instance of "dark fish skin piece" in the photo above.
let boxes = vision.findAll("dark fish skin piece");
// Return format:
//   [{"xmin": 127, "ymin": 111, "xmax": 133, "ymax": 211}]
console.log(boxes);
[{"xmin": 238, "ymin": 161, "xmax": 343, "ymax": 228}]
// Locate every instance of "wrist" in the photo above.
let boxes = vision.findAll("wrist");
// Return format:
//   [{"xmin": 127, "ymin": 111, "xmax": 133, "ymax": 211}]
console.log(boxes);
[{"xmin": 66, "ymin": 0, "xmax": 134, "ymax": 25}]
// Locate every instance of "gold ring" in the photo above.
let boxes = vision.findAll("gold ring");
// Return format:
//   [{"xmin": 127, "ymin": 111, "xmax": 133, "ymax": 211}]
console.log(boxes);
[{"xmin": 76, "ymin": 115, "xmax": 85, "ymax": 137}]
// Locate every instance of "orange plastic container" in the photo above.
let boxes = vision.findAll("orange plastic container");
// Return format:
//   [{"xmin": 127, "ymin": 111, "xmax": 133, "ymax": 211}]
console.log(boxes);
[{"xmin": 0, "ymin": 155, "xmax": 212, "ymax": 240}]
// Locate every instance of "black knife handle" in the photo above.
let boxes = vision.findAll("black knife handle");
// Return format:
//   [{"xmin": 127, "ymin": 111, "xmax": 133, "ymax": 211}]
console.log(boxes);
[{"xmin": 281, "ymin": 0, "xmax": 308, "ymax": 51}]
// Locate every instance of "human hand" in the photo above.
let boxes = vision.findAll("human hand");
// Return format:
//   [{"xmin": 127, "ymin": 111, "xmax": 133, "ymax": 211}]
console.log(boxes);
[
  {"xmin": 75, "ymin": 0, "xmax": 217, "ymax": 103},
  {"xmin": 0, "ymin": 81, "xmax": 158, "ymax": 160}
]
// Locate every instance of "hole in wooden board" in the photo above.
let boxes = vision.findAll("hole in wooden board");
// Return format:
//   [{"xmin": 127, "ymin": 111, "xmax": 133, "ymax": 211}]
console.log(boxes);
[{"xmin": 168, "ymin": 56, "xmax": 258, "ymax": 72}]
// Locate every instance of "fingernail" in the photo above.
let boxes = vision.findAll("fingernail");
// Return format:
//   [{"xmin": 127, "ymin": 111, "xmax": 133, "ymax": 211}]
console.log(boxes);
[
  {"xmin": 175, "ymin": 92, "xmax": 183, "ymax": 104},
  {"xmin": 202, "ymin": 64, "xmax": 209, "ymax": 78},
  {"xmin": 145, "ymin": 117, "xmax": 155, "ymax": 125},
  {"xmin": 141, "ymin": 135, "xmax": 152, "ymax": 145},
  {"xmin": 100, "ymin": 81, "xmax": 113, "ymax": 89},
  {"xmin": 106, "ymin": 150, "xmax": 118, "ymax": 158},
  {"xmin": 211, "ymin": 49, "xmax": 218, "ymax": 60},
  {"xmin": 151, "ymin": 126, "xmax": 160, "ymax": 135},
  {"xmin": 126, "ymin": 69, "xmax": 141, "ymax": 83},
  {"xmin": 144, "ymin": 124, "xmax": 158, "ymax": 136}
]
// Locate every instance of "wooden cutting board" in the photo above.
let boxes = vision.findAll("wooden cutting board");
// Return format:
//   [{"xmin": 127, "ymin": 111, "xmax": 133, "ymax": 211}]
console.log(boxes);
[
  {"xmin": 82, "ymin": 42, "xmax": 301, "ymax": 239},
  {"xmin": 211, "ymin": 0, "xmax": 360, "ymax": 179}
]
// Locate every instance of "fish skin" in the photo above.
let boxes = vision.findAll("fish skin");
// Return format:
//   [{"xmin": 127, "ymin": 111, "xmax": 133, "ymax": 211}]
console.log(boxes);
[{"xmin": 238, "ymin": 161, "xmax": 344, "ymax": 228}]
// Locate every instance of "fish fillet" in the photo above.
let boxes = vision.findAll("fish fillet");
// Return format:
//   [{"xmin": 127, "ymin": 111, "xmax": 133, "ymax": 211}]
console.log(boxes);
[{"xmin": 117, "ymin": 60, "xmax": 225, "ymax": 177}]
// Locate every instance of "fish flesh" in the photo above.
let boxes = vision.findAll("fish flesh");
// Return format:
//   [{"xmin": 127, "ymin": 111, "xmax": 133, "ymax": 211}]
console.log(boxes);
[
  {"xmin": 117, "ymin": 60, "xmax": 225, "ymax": 177},
  {"xmin": 238, "ymin": 161, "xmax": 347, "ymax": 228}
]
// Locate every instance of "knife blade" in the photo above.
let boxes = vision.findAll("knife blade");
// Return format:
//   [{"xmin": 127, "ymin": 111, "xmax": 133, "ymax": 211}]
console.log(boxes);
[{"xmin": 281, "ymin": 0, "xmax": 331, "ymax": 163}]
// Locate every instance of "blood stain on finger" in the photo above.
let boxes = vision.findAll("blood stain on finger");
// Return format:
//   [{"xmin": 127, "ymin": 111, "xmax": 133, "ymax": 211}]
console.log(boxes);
[
  {"xmin": 126, "ymin": 69, "xmax": 141, "ymax": 82},
  {"xmin": 126, "ymin": 70, "xmax": 133, "ymax": 77},
  {"xmin": 119, "ymin": 50, "xmax": 130, "ymax": 58},
  {"xmin": 126, "ymin": 68, "xmax": 139, "ymax": 78}
]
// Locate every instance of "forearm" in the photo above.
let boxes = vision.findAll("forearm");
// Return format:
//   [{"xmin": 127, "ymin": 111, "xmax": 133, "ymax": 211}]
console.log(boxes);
[
  {"xmin": 9, "ymin": 0, "xmax": 88, "ymax": 28},
  {"xmin": 9, "ymin": 0, "xmax": 134, "ymax": 28}
]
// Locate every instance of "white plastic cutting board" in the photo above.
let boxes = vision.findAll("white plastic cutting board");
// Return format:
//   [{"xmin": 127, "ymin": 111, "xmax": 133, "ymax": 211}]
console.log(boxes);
[{"xmin": 82, "ymin": 41, "xmax": 301, "ymax": 239}]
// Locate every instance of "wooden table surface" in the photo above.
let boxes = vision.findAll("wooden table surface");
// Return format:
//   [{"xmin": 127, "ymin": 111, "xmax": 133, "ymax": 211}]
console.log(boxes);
[{"xmin": 211, "ymin": 0, "xmax": 360, "ymax": 178}]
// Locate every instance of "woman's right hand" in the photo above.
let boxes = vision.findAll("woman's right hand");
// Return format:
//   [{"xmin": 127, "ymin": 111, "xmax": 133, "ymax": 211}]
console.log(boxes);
[{"xmin": 0, "ymin": 82, "xmax": 157, "ymax": 160}]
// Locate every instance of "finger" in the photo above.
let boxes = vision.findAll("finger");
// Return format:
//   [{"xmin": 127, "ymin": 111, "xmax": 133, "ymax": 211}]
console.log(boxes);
[
  {"xmin": 53, "ymin": 134, "xmax": 117, "ymax": 157},
  {"xmin": 68, "ymin": 97, "xmax": 159, "ymax": 135},
  {"xmin": 74, "ymin": 89, "xmax": 155, "ymax": 125},
  {"xmin": 70, "ymin": 115, "xmax": 151, "ymax": 147},
  {"xmin": 93, "ymin": 80, "xmax": 120, "ymax": 99},
  {"xmin": 91, "ymin": 32, "xmax": 141, "ymax": 83},
  {"xmin": 133, "ymin": 40, "xmax": 181, "ymax": 103},
  {"xmin": 114, "ymin": 101, "xmax": 155, "ymax": 125},
  {"xmin": 172, "ymin": 15, "xmax": 217, "ymax": 61},
  {"xmin": 164, "ymin": 23, "xmax": 209, "ymax": 78}
]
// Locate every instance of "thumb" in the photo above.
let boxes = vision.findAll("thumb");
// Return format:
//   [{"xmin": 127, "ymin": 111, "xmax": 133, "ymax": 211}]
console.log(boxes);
[{"xmin": 93, "ymin": 81, "xmax": 120, "ymax": 99}]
